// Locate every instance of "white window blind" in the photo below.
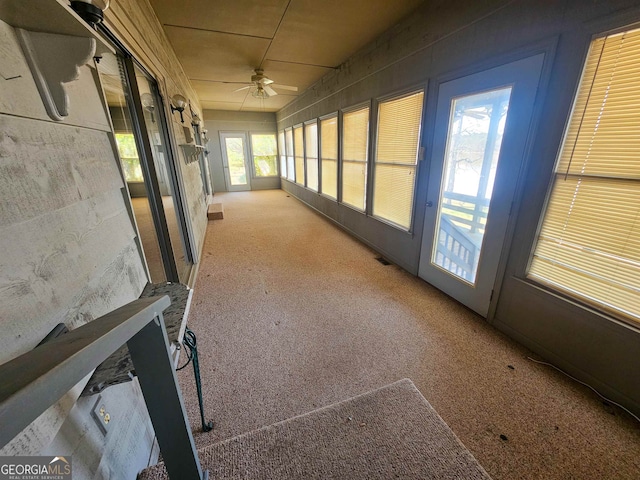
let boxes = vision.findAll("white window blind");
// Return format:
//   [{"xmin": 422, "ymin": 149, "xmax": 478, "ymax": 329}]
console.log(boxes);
[
  {"xmin": 305, "ymin": 122, "xmax": 319, "ymax": 192},
  {"xmin": 285, "ymin": 128, "xmax": 294, "ymax": 182},
  {"xmin": 320, "ymin": 116, "xmax": 338, "ymax": 199},
  {"xmin": 278, "ymin": 130, "xmax": 286, "ymax": 178},
  {"xmin": 294, "ymin": 126, "xmax": 305, "ymax": 185},
  {"xmin": 373, "ymin": 91, "xmax": 424, "ymax": 229},
  {"xmin": 341, "ymin": 107, "xmax": 369, "ymax": 210},
  {"xmin": 528, "ymin": 28, "xmax": 640, "ymax": 325}
]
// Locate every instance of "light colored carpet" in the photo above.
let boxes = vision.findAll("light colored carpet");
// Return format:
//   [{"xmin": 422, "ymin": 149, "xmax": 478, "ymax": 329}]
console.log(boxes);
[
  {"xmin": 139, "ymin": 379, "xmax": 491, "ymax": 480},
  {"xmin": 175, "ymin": 190, "xmax": 640, "ymax": 480},
  {"xmin": 131, "ymin": 196, "xmax": 191, "ymax": 284}
]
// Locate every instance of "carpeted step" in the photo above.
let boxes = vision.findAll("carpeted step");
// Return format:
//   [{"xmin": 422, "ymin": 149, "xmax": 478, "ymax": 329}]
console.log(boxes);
[{"xmin": 138, "ymin": 378, "xmax": 491, "ymax": 480}]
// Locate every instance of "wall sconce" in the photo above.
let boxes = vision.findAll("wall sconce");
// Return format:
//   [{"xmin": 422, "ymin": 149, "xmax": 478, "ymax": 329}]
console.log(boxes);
[
  {"xmin": 141, "ymin": 93, "xmax": 155, "ymax": 123},
  {"xmin": 171, "ymin": 94, "xmax": 187, "ymax": 123},
  {"xmin": 70, "ymin": 0, "xmax": 110, "ymax": 28}
]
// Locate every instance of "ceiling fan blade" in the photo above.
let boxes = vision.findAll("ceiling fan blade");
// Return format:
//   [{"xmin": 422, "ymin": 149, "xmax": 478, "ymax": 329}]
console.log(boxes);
[
  {"xmin": 260, "ymin": 78, "xmax": 274, "ymax": 85},
  {"xmin": 263, "ymin": 85, "xmax": 278, "ymax": 97},
  {"xmin": 233, "ymin": 85, "xmax": 252, "ymax": 92},
  {"xmin": 272, "ymin": 84, "xmax": 298, "ymax": 92}
]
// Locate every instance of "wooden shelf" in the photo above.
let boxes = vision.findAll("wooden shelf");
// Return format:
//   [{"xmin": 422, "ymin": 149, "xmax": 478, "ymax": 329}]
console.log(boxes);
[
  {"xmin": 0, "ymin": 0, "xmax": 114, "ymax": 55},
  {"xmin": 180, "ymin": 144, "xmax": 205, "ymax": 164}
]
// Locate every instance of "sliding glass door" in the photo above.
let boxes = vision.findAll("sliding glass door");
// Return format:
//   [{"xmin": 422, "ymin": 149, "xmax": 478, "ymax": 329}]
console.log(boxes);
[{"xmin": 97, "ymin": 45, "xmax": 193, "ymax": 284}]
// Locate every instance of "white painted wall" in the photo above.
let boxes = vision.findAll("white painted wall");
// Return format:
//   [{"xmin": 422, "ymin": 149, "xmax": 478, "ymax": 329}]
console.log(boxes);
[{"xmin": 204, "ymin": 110, "xmax": 280, "ymax": 193}]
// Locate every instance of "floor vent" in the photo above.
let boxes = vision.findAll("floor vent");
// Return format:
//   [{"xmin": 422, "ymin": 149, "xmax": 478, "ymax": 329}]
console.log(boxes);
[{"xmin": 376, "ymin": 256, "xmax": 391, "ymax": 266}]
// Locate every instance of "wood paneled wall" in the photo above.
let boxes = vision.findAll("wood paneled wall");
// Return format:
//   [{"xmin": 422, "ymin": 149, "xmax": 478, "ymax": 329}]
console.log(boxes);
[
  {"xmin": 0, "ymin": 0, "xmax": 209, "ymax": 476},
  {"xmin": 0, "ymin": 14, "xmax": 152, "ymax": 477}
]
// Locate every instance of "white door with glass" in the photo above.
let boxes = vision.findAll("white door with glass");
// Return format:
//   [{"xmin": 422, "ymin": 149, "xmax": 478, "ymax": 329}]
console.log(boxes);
[
  {"xmin": 220, "ymin": 132, "xmax": 251, "ymax": 191},
  {"xmin": 419, "ymin": 55, "xmax": 544, "ymax": 316}
]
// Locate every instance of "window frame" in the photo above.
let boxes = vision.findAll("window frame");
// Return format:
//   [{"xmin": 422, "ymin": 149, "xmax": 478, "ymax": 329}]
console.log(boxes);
[
  {"xmin": 285, "ymin": 127, "xmax": 295, "ymax": 182},
  {"xmin": 370, "ymin": 88, "xmax": 425, "ymax": 233},
  {"xmin": 293, "ymin": 123, "xmax": 305, "ymax": 186},
  {"xmin": 248, "ymin": 131, "xmax": 279, "ymax": 178},
  {"xmin": 278, "ymin": 130, "xmax": 287, "ymax": 179},
  {"xmin": 319, "ymin": 112, "xmax": 339, "ymax": 201},
  {"xmin": 304, "ymin": 120, "xmax": 319, "ymax": 192},
  {"xmin": 339, "ymin": 101, "xmax": 371, "ymax": 213},
  {"xmin": 525, "ymin": 27, "xmax": 640, "ymax": 327}
]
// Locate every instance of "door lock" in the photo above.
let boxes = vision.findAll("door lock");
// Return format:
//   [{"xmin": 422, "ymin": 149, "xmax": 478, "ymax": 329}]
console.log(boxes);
[{"xmin": 426, "ymin": 201, "xmax": 433, "ymax": 207}]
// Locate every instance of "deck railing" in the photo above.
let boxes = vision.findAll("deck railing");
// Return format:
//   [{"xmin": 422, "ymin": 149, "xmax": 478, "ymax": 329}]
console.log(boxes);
[{"xmin": 434, "ymin": 191, "xmax": 489, "ymax": 281}]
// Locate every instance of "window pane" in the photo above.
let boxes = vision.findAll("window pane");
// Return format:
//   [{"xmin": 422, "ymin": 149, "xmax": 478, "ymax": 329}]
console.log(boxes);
[
  {"xmin": 251, "ymin": 133, "xmax": 277, "ymax": 177},
  {"xmin": 294, "ymin": 126, "xmax": 305, "ymax": 185},
  {"xmin": 373, "ymin": 164, "xmax": 416, "ymax": 229},
  {"xmin": 320, "ymin": 116, "xmax": 338, "ymax": 199},
  {"xmin": 225, "ymin": 137, "xmax": 248, "ymax": 185},
  {"xmin": 115, "ymin": 133, "xmax": 144, "ymax": 182},
  {"xmin": 341, "ymin": 107, "xmax": 369, "ymax": 210},
  {"xmin": 342, "ymin": 160, "xmax": 367, "ymax": 209},
  {"xmin": 285, "ymin": 128, "xmax": 294, "ymax": 181},
  {"xmin": 278, "ymin": 130, "xmax": 286, "ymax": 178},
  {"xmin": 97, "ymin": 52, "xmax": 166, "ymax": 283},
  {"xmin": 305, "ymin": 122, "xmax": 318, "ymax": 191},
  {"xmin": 528, "ymin": 27, "xmax": 640, "ymax": 325},
  {"xmin": 431, "ymin": 87, "xmax": 512, "ymax": 284},
  {"xmin": 373, "ymin": 91, "xmax": 423, "ymax": 229}
]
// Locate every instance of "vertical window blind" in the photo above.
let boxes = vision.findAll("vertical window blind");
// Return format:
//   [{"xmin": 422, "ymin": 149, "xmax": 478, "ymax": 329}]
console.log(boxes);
[
  {"xmin": 320, "ymin": 116, "xmax": 338, "ymax": 199},
  {"xmin": 528, "ymin": 27, "xmax": 640, "ymax": 325},
  {"xmin": 285, "ymin": 128, "xmax": 295, "ymax": 182},
  {"xmin": 305, "ymin": 122, "xmax": 319, "ymax": 192},
  {"xmin": 278, "ymin": 130, "xmax": 286, "ymax": 178},
  {"xmin": 342, "ymin": 107, "xmax": 369, "ymax": 210},
  {"xmin": 373, "ymin": 91, "xmax": 424, "ymax": 229},
  {"xmin": 294, "ymin": 125, "xmax": 305, "ymax": 185}
]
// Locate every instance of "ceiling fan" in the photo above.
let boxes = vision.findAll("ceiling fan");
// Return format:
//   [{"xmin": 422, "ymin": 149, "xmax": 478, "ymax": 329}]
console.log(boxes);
[{"xmin": 234, "ymin": 69, "xmax": 298, "ymax": 98}]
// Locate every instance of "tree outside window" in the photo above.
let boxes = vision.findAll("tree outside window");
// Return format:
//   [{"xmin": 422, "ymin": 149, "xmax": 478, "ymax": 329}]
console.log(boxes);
[
  {"xmin": 115, "ymin": 133, "xmax": 144, "ymax": 182},
  {"xmin": 251, "ymin": 134, "xmax": 278, "ymax": 177}
]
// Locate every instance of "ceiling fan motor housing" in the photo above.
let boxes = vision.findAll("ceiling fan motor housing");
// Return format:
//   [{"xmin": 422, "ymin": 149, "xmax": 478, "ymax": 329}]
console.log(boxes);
[{"xmin": 251, "ymin": 69, "xmax": 273, "ymax": 85}]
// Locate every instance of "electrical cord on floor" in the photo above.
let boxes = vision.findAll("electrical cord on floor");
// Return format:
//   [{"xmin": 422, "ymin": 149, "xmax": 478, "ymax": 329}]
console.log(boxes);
[
  {"xmin": 527, "ymin": 356, "xmax": 640, "ymax": 424},
  {"xmin": 176, "ymin": 339, "xmax": 193, "ymax": 371}
]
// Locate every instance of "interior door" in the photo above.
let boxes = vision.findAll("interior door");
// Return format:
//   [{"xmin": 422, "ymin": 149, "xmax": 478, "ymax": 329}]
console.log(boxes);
[
  {"xmin": 220, "ymin": 132, "xmax": 252, "ymax": 191},
  {"xmin": 418, "ymin": 54, "xmax": 544, "ymax": 316}
]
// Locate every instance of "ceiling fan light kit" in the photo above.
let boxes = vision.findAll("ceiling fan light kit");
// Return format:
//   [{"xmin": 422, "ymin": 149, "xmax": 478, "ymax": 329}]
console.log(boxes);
[
  {"xmin": 233, "ymin": 68, "xmax": 299, "ymax": 100},
  {"xmin": 252, "ymin": 86, "xmax": 269, "ymax": 99}
]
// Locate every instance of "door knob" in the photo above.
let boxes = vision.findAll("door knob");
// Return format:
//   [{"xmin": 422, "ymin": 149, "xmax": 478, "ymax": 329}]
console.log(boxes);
[{"xmin": 426, "ymin": 201, "xmax": 433, "ymax": 207}]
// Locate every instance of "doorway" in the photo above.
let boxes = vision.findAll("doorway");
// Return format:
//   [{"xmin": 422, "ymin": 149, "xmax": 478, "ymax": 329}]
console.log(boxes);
[
  {"xmin": 418, "ymin": 54, "xmax": 544, "ymax": 316},
  {"xmin": 220, "ymin": 132, "xmax": 252, "ymax": 191}
]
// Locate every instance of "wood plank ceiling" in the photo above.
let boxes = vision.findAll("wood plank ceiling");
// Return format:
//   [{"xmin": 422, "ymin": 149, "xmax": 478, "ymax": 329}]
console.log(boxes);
[{"xmin": 148, "ymin": 0, "xmax": 425, "ymax": 112}]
